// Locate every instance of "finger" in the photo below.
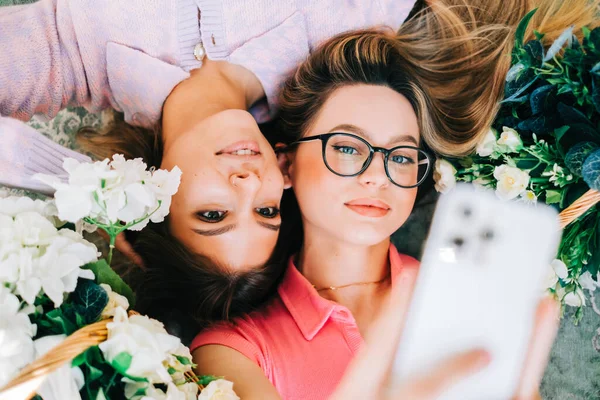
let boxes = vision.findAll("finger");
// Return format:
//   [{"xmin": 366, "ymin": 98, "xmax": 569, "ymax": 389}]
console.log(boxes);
[
  {"xmin": 514, "ymin": 296, "xmax": 560, "ymax": 399},
  {"xmin": 114, "ymin": 234, "xmax": 145, "ymax": 268},
  {"xmin": 394, "ymin": 349, "xmax": 491, "ymax": 400}
]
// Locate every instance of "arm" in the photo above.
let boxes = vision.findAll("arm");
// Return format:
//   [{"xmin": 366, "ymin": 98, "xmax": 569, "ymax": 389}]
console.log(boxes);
[
  {"xmin": 192, "ymin": 345, "xmax": 282, "ymax": 400},
  {"xmin": 0, "ymin": 116, "xmax": 91, "ymax": 194},
  {"xmin": 0, "ymin": 0, "xmax": 89, "ymax": 121}
]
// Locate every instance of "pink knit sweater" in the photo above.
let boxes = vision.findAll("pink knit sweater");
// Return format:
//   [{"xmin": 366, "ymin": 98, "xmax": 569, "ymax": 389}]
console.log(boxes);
[{"xmin": 0, "ymin": 0, "xmax": 416, "ymax": 192}]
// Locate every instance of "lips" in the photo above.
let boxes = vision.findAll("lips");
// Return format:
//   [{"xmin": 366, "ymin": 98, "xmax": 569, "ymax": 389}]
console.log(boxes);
[
  {"xmin": 216, "ymin": 140, "xmax": 261, "ymax": 157},
  {"xmin": 344, "ymin": 198, "xmax": 391, "ymax": 218}
]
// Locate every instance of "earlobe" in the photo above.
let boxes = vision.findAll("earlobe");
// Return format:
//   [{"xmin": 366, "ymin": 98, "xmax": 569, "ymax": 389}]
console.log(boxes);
[{"xmin": 275, "ymin": 143, "xmax": 293, "ymax": 189}]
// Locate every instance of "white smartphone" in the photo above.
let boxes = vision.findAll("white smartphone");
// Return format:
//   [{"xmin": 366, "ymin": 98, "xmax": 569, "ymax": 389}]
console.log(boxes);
[{"xmin": 392, "ymin": 184, "xmax": 561, "ymax": 400}]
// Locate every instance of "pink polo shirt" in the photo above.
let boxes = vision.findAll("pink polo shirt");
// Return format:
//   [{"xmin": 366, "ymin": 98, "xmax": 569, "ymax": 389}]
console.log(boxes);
[{"xmin": 191, "ymin": 245, "xmax": 419, "ymax": 400}]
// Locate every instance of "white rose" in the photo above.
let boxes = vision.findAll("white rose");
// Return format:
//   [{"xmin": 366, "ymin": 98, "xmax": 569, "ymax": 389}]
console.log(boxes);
[
  {"xmin": 178, "ymin": 382, "xmax": 199, "ymax": 400},
  {"xmin": 578, "ymin": 271, "xmax": 599, "ymax": 293},
  {"xmin": 493, "ymin": 165, "xmax": 530, "ymax": 200},
  {"xmin": 0, "ymin": 196, "xmax": 54, "ymax": 218},
  {"xmin": 12, "ymin": 211, "xmax": 58, "ymax": 246},
  {"xmin": 563, "ymin": 287, "xmax": 586, "ymax": 307},
  {"xmin": 433, "ymin": 159, "xmax": 457, "ymax": 193},
  {"xmin": 99, "ymin": 307, "xmax": 182, "ymax": 384},
  {"xmin": 0, "ymin": 287, "xmax": 36, "ymax": 388},
  {"xmin": 198, "ymin": 380, "xmax": 240, "ymax": 400},
  {"xmin": 100, "ymin": 284, "xmax": 130, "ymax": 319},
  {"xmin": 34, "ymin": 335, "xmax": 84, "ymax": 400},
  {"xmin": 476, "ymin": 129, "xmax": 497, "ymax": 157},
  {"xmin": 496, "ymin": 127, "xmax": 524, "ymax": 153}
]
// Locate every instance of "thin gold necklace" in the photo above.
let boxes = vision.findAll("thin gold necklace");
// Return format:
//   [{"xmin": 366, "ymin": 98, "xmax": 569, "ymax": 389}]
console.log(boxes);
[{"xmin": 312, "ymin": 274, "xmax": 389, "ymax": 292}]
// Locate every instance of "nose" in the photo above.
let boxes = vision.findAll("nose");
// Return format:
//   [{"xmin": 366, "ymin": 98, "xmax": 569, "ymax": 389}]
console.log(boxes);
[
  {"xmin": 229, "ymin": 167, "xmax": 261, "ymax": 194},
  {"xmin": 358, "ymin": 153, "xmax": 389, "ymax": 188}
]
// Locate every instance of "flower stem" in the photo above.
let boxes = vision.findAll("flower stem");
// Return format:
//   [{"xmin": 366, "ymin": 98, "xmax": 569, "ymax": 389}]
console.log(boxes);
[{"xmin": 107, "ymin": 233, "xmax": 116, "ymax": 266}]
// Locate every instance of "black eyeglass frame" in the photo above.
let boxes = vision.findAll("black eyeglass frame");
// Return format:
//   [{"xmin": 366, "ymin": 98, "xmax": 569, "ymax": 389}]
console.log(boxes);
[{"xmin": 287, "ymin": 132, "xmax": 433, "ymax": 189}]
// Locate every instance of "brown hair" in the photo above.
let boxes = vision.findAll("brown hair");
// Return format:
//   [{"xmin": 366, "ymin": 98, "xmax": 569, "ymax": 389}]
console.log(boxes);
[{"xmin": 77, "ymin": 116, "xmax": 287, "ymax": 339}]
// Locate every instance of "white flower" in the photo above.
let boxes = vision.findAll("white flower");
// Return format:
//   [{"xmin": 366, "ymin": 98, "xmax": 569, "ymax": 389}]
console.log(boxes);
[
  {"xmin": 562, "ymin": 287, "xmax": 586, "ymax": 308},
  {"xmin": 0, "ymin": 196, "xmax": 55, "ymax": 218},
  {"xmin": 198, "ymin": 379, "xmax": 240, "ymax": 400},
  {"xmin": 545, "ymin": 259, "xmax": 569, "ymax": 291},
  {"xmin": 542, "ymin": 163, "xmax": 573, "ymax": 188},
  {"xmin": 496, "ymin": 127, "xmax": 524, "ymax": 153},
  {"xmin": 34, "ymin": 335, "xmax": 84, "ymax": 400},
  {"xmin": 520, "ymin": 190, "xmax": 538, "ymax": 204},
  {"xmin": 578, "ymin": 271, "xmax": 599, "ymax": 294},
  {"xmin": 0, "ymin": 287, "xmax": 36, "ymax": 388},
  {"xmin": 99, "ymin": 307, "xmax": 182, "ymax": 384},
  {"xmin": 178, "ymin": 382, "xmax": 199, "ymax": 400},
  {"xmin": 493, "ymin": 165, "xmax": 530, "ymax": 200},
  {"xmin": 124, "ymin": 380, "xmax": 192, "ymax": 400},
  {"xmin": 100, "ymin": 283, "xmax": 130, "ymax": 319},
  {"xmin": 433, "ymin": 159, "xmax": 457, "ymax": 193},
  {"xmin": 33, "ymin": 156, "xmax": 181, "ymax": 232},
  {"xmin": 476, "ymin": 129, "xmax": 498, "ymax": 157}
]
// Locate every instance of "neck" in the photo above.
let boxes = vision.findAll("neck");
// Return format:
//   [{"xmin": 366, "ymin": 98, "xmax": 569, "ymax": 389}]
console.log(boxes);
[
  {"xmin": 162, "ymin": 60, "xmax": 265, "ymax": 151},
  {"xmin": 297, "ymin": 226, "xmax": 391, "ymax": 301}
]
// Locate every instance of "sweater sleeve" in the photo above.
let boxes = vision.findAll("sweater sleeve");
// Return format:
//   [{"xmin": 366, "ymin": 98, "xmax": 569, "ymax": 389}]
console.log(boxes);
[
  {"xmin": 0, "ymin": 0, "xmax": 89, "ymax": 121},
  {"xmin": 0, "ymin": 116, "xmax": 91, "ymax": 195}
]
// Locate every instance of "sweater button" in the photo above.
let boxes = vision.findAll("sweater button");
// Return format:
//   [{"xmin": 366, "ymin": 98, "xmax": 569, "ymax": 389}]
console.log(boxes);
[{"xmin": 194, "ymin": 42, "xmax": 206, "ymax": 61}]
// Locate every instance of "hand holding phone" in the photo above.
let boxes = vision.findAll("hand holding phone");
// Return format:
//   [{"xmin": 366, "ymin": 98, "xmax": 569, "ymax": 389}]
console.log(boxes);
[{"xmin": 392, "ymin": 184, "xmax": 561, "ymax": 400}]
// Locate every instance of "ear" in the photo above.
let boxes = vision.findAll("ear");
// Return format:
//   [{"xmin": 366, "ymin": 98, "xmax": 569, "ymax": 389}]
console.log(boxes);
[{"xmin": 275, "ymin": 143, "xmax": 293, "ymax": 189}]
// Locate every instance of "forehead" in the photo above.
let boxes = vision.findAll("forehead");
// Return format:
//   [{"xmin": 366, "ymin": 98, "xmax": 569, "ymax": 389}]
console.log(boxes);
[{"xmin": 308, "ymin": 84, "xmax": 420, "ymax": 145}]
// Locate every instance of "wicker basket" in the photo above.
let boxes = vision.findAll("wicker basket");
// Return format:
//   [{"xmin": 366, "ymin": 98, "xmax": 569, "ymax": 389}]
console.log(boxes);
[
  {"xmin": 1, "ymin": 190, "xmax": 599, "ymax": 399},
  {"xmin": 0, "ymin": 311, "xmax": 204, "ymax": 400}
]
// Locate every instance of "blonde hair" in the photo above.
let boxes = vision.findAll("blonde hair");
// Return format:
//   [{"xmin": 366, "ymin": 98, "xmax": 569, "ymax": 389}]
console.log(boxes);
[{"xmin": 393, "ymin": 0, "xmax": 600, "ymax": 155}]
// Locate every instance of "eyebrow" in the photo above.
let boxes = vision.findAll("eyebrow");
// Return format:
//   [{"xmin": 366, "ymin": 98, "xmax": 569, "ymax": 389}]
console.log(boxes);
[
  {"xmin": 329, "ymin": 124, "xmax": 419, "ymax": 146},
  {"xmin": 192, "ymin": 221, "xmax": 281, "ymax": 236}
]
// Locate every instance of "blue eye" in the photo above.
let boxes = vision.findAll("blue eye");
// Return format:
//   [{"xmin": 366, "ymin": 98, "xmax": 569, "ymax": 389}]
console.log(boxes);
[
  {"xmin": 390, "ymin": 155, "xmax": 415, "ymax": 165},
  {"xmin": 197, "ymin": 210, "xmax": 227, "ymax": 222},
  {"xmin": 333, "ymin": 145, "xmax": 360, "ymax": 155},
  {"xmin": 256, "ymin": 207, "xmax": 280, "ymax": 218}
]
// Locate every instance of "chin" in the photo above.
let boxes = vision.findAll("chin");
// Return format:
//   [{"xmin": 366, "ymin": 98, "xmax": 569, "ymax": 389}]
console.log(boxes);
[{"xmin": 337, "ymin": 228, "xmax": 391, "ymax": 247}]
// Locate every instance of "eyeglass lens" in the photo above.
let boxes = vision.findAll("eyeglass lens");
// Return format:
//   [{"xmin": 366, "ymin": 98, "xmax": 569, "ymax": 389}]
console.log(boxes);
[{"xmin": 324, "ymin": 134, "xmax": 429, "ymax": 187}]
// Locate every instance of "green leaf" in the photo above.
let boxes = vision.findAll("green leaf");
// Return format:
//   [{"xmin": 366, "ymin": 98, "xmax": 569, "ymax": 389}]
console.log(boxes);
[
  {"xmin": 175, "ymin": 355, "xmax": 193, "ymax": 366},
  {"xmin": 73, "ymin": 280, "xmax": 109, "ymax": 324},
  {"xmin": 111, "ymin": 352, "xmax": 132, "ymax": 376},
  {"xmin": 88, "ymin": 364, "xmax": 104, "ymax": 382},
  {"xmin": 565, "ymin": 142, "xmax": 599, "ymax": 176},
  {"xmin": 582, "ymin": 148, "xmax": 600, "ymax": 190},
  {"xmin": 198, "ymin": 375, "xmax": 221, "ymax": 387},
  {"xmin": 514, "ymin": 9, "xmax": 538, "ymax": 50},
  {"xmin": 546, "ymin": 190, "xmax": 562, "ymax": 204},
  {"xmin": 554, "ymin": 126, "xmax": 570, "ymax": 143},
  {"xmin": 83, "ymin": 259, "xmax": 135, "ymax": 306}
]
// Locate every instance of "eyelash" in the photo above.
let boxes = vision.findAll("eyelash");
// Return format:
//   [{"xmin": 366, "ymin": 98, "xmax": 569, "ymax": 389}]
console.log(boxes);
[
  {"xmin": 256, "ymin": 207, "xmax": 280, "ymax": 218},
  {"xmin": 197, "ymin": 210, "xmax": 228, "ymax": 222},
  {"xmin": 197, "ymin": 207, "xmax": 280, "ymax": 222}
]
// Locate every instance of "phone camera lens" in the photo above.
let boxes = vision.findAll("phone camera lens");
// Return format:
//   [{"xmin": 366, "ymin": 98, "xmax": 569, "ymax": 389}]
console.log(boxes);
[
  {"xmin": 452, "ymin": 237, "xmax": 465, "ymax": 248},
  {"xmin": 481, "ymin": 229, "xmax": 494, "ymax": 241}
]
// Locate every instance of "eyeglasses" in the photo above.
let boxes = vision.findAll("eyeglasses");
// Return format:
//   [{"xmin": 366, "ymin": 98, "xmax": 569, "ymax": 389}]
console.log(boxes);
[{"xmin": 287, "ymin": 132, "xmax": 432, "ymax": 188}]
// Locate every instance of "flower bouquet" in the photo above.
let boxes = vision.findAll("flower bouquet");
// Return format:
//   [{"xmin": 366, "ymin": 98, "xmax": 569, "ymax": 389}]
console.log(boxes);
[
  {"xmin": 0, "ymin": 156, "xmax": 240, "ymax": 399},
  {"xmin": 434, "ymin": 11, "xmax": 600, "ymax": 318}
]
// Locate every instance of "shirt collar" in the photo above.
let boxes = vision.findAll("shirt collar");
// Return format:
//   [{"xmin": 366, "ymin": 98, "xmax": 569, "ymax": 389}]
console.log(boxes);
[{"xmin": 277, "ymin": 245, "xmax": 414, "ymax": 341}]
